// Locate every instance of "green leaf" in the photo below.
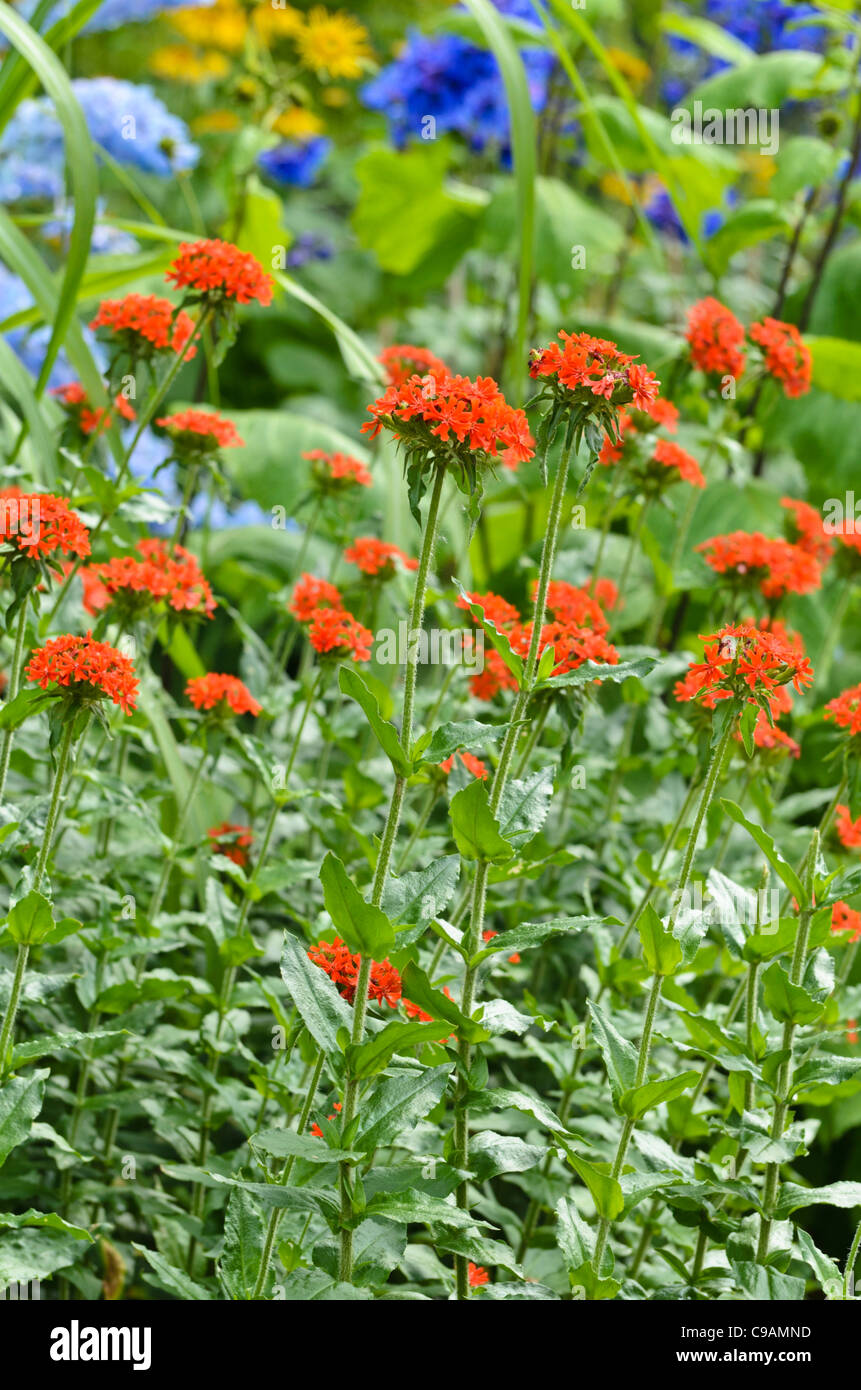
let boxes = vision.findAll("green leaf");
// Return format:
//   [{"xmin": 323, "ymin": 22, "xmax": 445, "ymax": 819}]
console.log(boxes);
[
  {"xmin": 453, "ymin": 580, "xmax": 524, "ymax": 684},
  {"xmin": 339, "ymin": 666, "xmax": 411, "ymax": 776},
  {"xmin": 401, "ymin": 962, "xmax": 488, "ymax": 1044},
  {"xmin": 133, "ymin": 1244, "xmax": 212, "ymax": 1300},
  {"xmin": 381, "ymin": 856, "xmax": 460, "ymax": 931},
  {"xmin": 496, "ymin": 767, "xmax": 554, "ymax": 847},
  {"xmin": 619, "ymin": 1071, "xmax": 699, "ymax": 1121},
  {"xmin": 540, "ymin": 657, "xmax": 658, "ymax": 690},
  {"xmin": 279, "ymin": 932, "xmax": 354, "ymax": 1054},
  {"xmin": 776, "ymin": 1182, "xmax": 861, "ymax": 1219},
  {"xmin": 413, "ymin": 720, "xmax": 503, "ymax": 765},
  {"xmin": 218, "ymin": 1189, "xmax": 264, "ymax": 1301},
  {"xmin": 0, "ymin": 1228, "xmax": 87, "ymax": 1286},
  {"xmin": 463, "ymin": 1085, "xmax": 569, "ymax": 1135},
  {"xmin": 365, "ymin": 1190, "xmax": 491, "ymax": 1231},
  {"xmin": 720, "ymin": 801, "xmax": 805, "ymax": 905},
  {"xmin": 0, "ymin": 1208, "xmax": 91, "ymax": 1240},
  {"xmin": 320, "ymin": 853, "xmax": 395, "ymax": 959},
  {"xmin": 0, "ymin": 687, "xmax": 55, "ymax": 732},
  {"xmin": 588, "ymin": 1002, "xmax": 638, "ymax": 1106},
  {"xmin": 566, "ymin": 1152, "xmax": 623, "ymax": 1222},
  {"xmin": 791, "ymin": 1056, "xmax": 861, "ymax": 1096},
  {"xmin": 638, "ymin": 904, "xmax": 683, "ymax": 976},
  {"xmin": 469, "ymin": 1131, "xmax": 545, "ymax": 1181},
  {"xmin": 5, "ymin": 891, "xmax": 55, "ymax": 946},
  {"xmin": 807, "ymin": 337, "xmax": 861, "ymax": 402},
  {"xmin": 469, "ymin": 915, "xmax": 596, "ymax": 967},
  {"xmin": 10, "ymin": 1028, "xmax": 126, "ymax": 1068},
  {"xmin": 355, "ymin": 1065, "xmax": 450, "ymax": 1153},
  {"xmin": 352, "ymin": 142, "xmax": 483, "ymax": 277},
  {"xmin": 741, "ymin": 917, "xmax": 801, "ymax": 963},
  {"xmin": 347, "ymin": 1018, "xmax": 453, "ymax": 1078},
  {"xmin": 249, "ymin": 1130, "xmax": 361, "ymax": 1164},
  {"xmin": 705, "ymin": 201, "xmax": 792, "ymax": 277},
  {"xmin": 449, "ymin": 778, "xmax": 513, "ymax": 863},
  {"xmin": 0, "ymin": 1069, "xmax": 48, "ymax": 1168},
  {"xmin": 762, "ymin": 961, "xmax": 825, "ymax": 1025}
]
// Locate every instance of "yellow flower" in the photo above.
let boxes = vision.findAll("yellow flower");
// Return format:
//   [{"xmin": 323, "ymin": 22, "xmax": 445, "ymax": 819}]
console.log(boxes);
[
  {"xmin": 295, "ymin": 6, "xmax": 372, "ymax": 80},
  {"xmin": 273, "ymin": 106, "xmax": 324, "ymax": 138},
  {"xmin": 251, "ymin": 3, "xmax": 305, "ymax": 44},
  {"xmin": 150, "ymin": 44, "xmax": 229, "ymax": 82},
  {"xmin": 172, "ymin": 0, "xmax": 247, "ymax": 53},
  {"xmin": 606, "ymin": 46, "xmax": 651, "ymax": 87},
  {"xmin": 599, "ymin": 172, "xmax": 633, "ymax": 205},
  {"xmin": 740, "ymin": 151, "xmax": 777, "ymax": 194},
  {"xmin": 191, "ymin": 109, "xmax": 241, "ymax": 134}
]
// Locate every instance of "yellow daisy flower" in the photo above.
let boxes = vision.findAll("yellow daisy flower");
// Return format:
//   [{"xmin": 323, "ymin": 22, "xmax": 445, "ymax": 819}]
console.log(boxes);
[
  {"xmin": 295, "ymin": 6, "xmax": 372, "ymax": 80},
  {"xmin": 251, "ymin": 3, "xmax": 305, "ymax": 44},
  {"xmin": 172, "ymin": 0, "xmax": 247, "ymax": 53},
  {"xmin": 273, "ymin": 106, "xmax": 324, "ymax": 138}
]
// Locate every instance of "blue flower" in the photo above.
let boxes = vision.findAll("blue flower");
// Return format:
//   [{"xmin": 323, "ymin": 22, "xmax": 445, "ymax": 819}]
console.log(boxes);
[
  {"xmin": 258, "ymin": 137, "xmax": 331, "ymax": 188},
  {"xmin": 0, "ymin": 78, "xmax": 199, "ymax": 202},
  {"xmin": 665, "ymin": 1, "xmax": 823, "ymax": 96},
  {"xmin": 285, "ymin": 233, "xmax": 335, "ymax": 269},
  {"xmin": 360, "ymin": 0, "xmax": 553, "ymax": 153}
]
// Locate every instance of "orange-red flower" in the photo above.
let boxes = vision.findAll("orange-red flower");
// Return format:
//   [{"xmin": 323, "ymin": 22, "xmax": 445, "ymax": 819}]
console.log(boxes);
[
  {"xmin": 457, "ymin": 590, "xmax": 520, "ymax": 630},
  {"xmin": 308, "ymin": 937, "xmax": 402, "ymax": 1008},
  {"xmin": 290, "ymin": 573, "xmax": 343, "ymax": 622},
  {"xmin": 825, "ymin": 685, "xmax": 861, "ymax": 738},
  {"xmin": 379, "ymin": 343, "xmax": 450, "ymax": 388},
  {"xmin": 308, "ymin": 606, "xmax": 373, "ymax": 662},
  {"xmin": 750, "ymin": 317, "xmax": 811, "ymax": 397},
  {"xmin": 0, "ymin": 490, "xmax": 90, "ymax": 562},
  {"xmin": 653, "ymin": 438, "xmax": 705, "ymax": 488},
  {"xmin": 25, "ymin": 632, "xmax": 138, "ymax": 714},
  {"xmin": 696, "ymin": 531, "xmax": 822, "ymax": 598},
  {"xmin": 90, "ymin": 293, "xmax": 198, "ymax": 359},
  {"xmin": 780, "ymin": 497, "xmax": 834, "ymax": 564},
  {"xmin": 836, "ymin": 805, "xmax": 861, "ymax": 851},
  {"xmin": 166, "ymin": 237, "xmax": 274, "ymax": 306},
  {"xmin": 674, "ymin": 622, "xmax": 813, "ymax": 711},
  {"xmin": 832, "ymin": 901, "xmax": 861, "ymax": 942},
  {"xmin": 186, "ymin": 672, "xmax": 262, "ymax": 716},
  {"xmin": 593, "ymin": 577, "xmax": 619, "ymax": 611},
  {"xmin": 156, "ymin": 408, "xmax": 244, "ymax": 452},
  {"xmin": 304, "ymin": 449, "xmax": 372, "ymax": 490},
  {"xmin": 344, "ymin": 536, "xmax": 418, "ymax": 577},
  {"xmin": 207, "ymin": 821, "xmax": 252, "ymax": 867},
  {"xmin": 686, "ymin": 297, "xmax": 746, "ymax": 379},
  {"xmin": 85, "ymin": 539, "xmax": 215, "ymax": 620},
  {"xmin": 535, "ymin": 579, "xmax": 610, "ymax": 634},
  {"xmin": 52, "ymin": 382, "xmax": 136, "ymax": 436},
  {"xmin": 529, "ymin": 332, "xmax": 659, "ymax": 412},
  {"xmin": 441, "ymin": 750, "xmax": 488, "ymax": 780},
  {"xmin": 468, "ymin": 1263, "xmax": 489, "ymax": 1288},
  {"xmin": 363, "ymin": 372, "xmax": 534, "ymax": 470}
]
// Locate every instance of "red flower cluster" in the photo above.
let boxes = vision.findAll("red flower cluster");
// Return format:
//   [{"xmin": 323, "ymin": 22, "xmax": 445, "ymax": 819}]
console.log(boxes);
[
  {"xmin": 780, "ymin": 497, "xmax": 833, "ymax": 565},
  {"xmin": 308, "ymin": 937, "xmax": 402, "ymax": 1008},
  {"xmin": 52, "ymin": 382, "xmax": 135, "ymax": 436},
  {"xmin": 344, "ymin": 537, "xmax": 418, "ymax": 577},
  {"xmin": 363, "ymin": 372, "xmax": 534, "ymax": 470},
  {"xmin": 84, "ymin": 539, "xmax": 215, "ymax": 620},
  {"xmin": 0, "ymin": 490, "xmax": 90, "ymax": 562},
  {"xmin": 379, "ymin": 343, "xmax": 450, "ymax": 388},
  {"xmin": 304, "ymin": 449, "xmax": 372, "ymax": 490},
  {"xmin": 156, "ymin": 408, "xmax": 244, "ymax": 452},
  {"xmin": 25, "ymin": 632, "xmax": 138, "ymax": 714},
  {"xmin": 166, "ymin": 237, "xmax": 274, "ymax": 306},
  {"xmin": 308, "ymin": 607, "xmax": 373, "ymax": 662},
  {"xmin": 686, "ymin": 298, "xmax": 746, "ymax": 379},
  {"xmin": 186, "ymin": 672, "xmax": 262, "ymax": 716},
  {"xmin": 90, "ymin": 294, "xmax": 198, "ymax": 360},
  {"xmin": 674, "ymin": 622, "xmax": 813, "ymax": 712},
  {"xmin": 529, "ymin": 332, "xmax": 659, "ymax": 412},
  {"xmin": 207, "ymin": 822, "xmax": 252, "ymax": 867},
  {"xmin": 825, "ymin": 685, "xmax": 861, "ymax": 738},
  {"xmin": 441, "ymin": 750, "xmax": 488, "ymax": 780},
  {"xmin": 290, "ymin": 574, "xmax": 342, "ymax": 622},
  {"xmin": 653, "ymin": 438, "xmax": 705, "ymax": 488},
  {"xmin": 836, "ymin": 805, "xmax": 861, "ymax": 851},
  {"xmin": 468, "ymin": 1263, "xmax": 489, "ymax": 1288},
  {"xmin": 696, "ymin": 531, "xmax": 822, "ymax": 598},
  {"xmin": 750, "ymin": 317, "xmax": 811, "ymax": 398},
  {"xmin": 536, "ymin": 579, "xmax": 610, "ymax": 633},
  {"xmin": 832, "ymin": 901, "xmax": 861, "ymax": 942}
]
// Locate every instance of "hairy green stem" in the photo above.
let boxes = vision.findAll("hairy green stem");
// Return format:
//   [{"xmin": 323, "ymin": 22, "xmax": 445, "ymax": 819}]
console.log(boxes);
[{"xmin": 0, "ymin": 594, "xmax": 30, "ymax": 800}]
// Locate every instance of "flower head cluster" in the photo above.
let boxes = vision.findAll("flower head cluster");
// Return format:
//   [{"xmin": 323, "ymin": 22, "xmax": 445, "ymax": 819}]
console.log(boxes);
[
  {"xmin": 25, "ymin": 632, "xmax": 138, "ymax": 714},
  {"xmin": 836, "ymin": 805, "xmax": 861, "ymax": 852},
  {"xmin": 156, "ymin": 408, "xmax": 244, "ymax": 456},
  {"xmin": 166, "ymin": 237, "xmax": 274, "ymax": 307},
  {"xmin": 308, "ymin": 607, "xmax": 373, "ymax": 662},
  {"xmin": 529, "ymin": 332, "xmax": 660, "ymax": 418},
  {"xmin": 832, "ymin": 901, "xmax": 861, "ymax": 942},
  {"xmin": 186, "ymin": 672, "xmax": 262, "ymax": 716},
  {"xmin": 207, "ymin": 822, "xmax": 252, "ymax": 867},
  {"xmin": 0, "ymin": 490, "xmax": 90, "ymax": 564},
  {"xmin": 696, "ymin": 531, "xmax": 822, "ymax": 599},
  {"xmin": 534, "ymin": 579, "xmax": 610, "ymax": 634},
  {"xmin": 750, "ymin": 317, "xmax": 811, "ymax": 398},
  {"xmin": 308, "ymin": 937, "xmax": 402, "ymax": 1008},
  {"xmin": 379, "ymin": 344, "xmax": 450, "ymax": 388},
  {"xmin": 825, "ymin": 685, "xmax": 861, "ymax": 739},
  {"xmin": 363, "ymin": 372, "xmax": 534, "ymax": 475},
  {"xmin": 344, "ymin": 537, "xmax": 418, "ymax": 578},
  {"xmin": 52, "ymin": 381, "xmax": 135, "ymax": 436},
  {"xmin": 781, "ymin": 497, "xmax": 834, "ymax": 564},
  {"xmin": 652, "ymin": 438, "xmax": 705, "ymax": 488},
  {"xmin": 686, "ymin": 297, "xmax": 746, "ymax": 378},
  {"xmin": 304, "ymin": 449, "xmax": 372, "ymax": 492},
  {"xmin": 289, "ymin": 573, "xmax": 342, "ymax": 622},
  {"xmin": 90, "ymin": 293, "xmax": 198, "ymax": 361},
  {"xmin": 84, "ymin": 538, "xmax": 215, "ymax": 620},
  {"xmin": 673, "ymin": 622, "xmax": 813, "ymax": 712}
]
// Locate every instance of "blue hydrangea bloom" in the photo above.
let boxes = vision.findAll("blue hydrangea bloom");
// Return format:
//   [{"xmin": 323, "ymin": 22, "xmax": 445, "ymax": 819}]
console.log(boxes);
[
  {"xmin": 0, "ymin": 78, "xmax": 199, "ymax": 202},
  {"xmin": 258, "ymin": 137, "xmax": 331, "ymax": 188},
  {"xmin": 360, "ymin": 0, "xmax": 553, "ymax": 151},
  {"xmin": 0, "ymin": 264, "xmax": 78, "ymax": 388}
]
